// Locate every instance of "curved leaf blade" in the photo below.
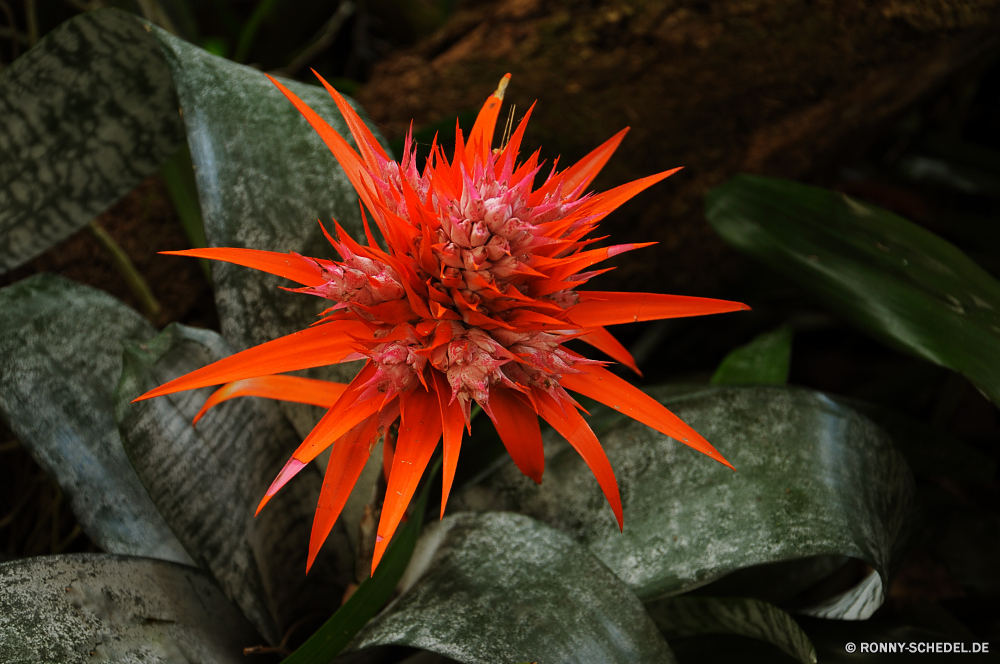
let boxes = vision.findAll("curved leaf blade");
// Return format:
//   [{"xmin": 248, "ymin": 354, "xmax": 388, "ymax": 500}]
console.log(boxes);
[
  {"xmin": 0, "ymin": 10, "xmax": 184, "ymax": 273},
  {"xmin": 0, "ymin": 553, "xmax": 259, "ymax": 664},
  {"xmin": 0, "ymin": 274, "xmax": 189, "ymax": 563},
  {"xmin": 646, "ymin": 596, "xmax": 816, "ymax": 664},
  {"xmin": 350, "ymin": 512, "xmax": 676, "ymax": 664},
  {"xmin": 113, "ymin": 323, "xmax": 354, "ymax": 645},
  {"xmin": 711, "ymin": 325, "xmax": 792, "ymax": 385},
  {"xmin": 706, "ymin": 175, "xmax": 1000, "ymax": 405},
  {"xmin": 454, "ymin": 386, "xmax": 917, "ymax": 619}
]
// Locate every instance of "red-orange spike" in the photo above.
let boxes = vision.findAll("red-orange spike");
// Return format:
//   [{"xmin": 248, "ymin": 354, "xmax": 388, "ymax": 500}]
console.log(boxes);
[
  {"xmin": 193, "ymin": 375, "xmax": 348, "ymax": 425},
  {"xmin": 560, "ymin": 364, "xmax": 734, "ymax": 470},
  {"xmin": 487, "ymin": 388, "xmax": 544, "ymax": 484},
  {"xmin": 558, "ymin": 127, "xmax": 630, "ymax": 201},
  {"xmin": 306, "ymin": 415, "xmax": 380, "ymax": 572},
  {"xmin": 161, "ymin": 248, "xmax": 327, "ymax": 287},
  {"xmin": 577, "ymin": 328, "xmax": 642, "ymax": 377},
  {"xmin": 311, "ymin": 69, "xmax": 389, "ymax": 169},
  {"xmin": 134, "ymin": 320, "xmax": 374, "ymax": 402},
  {"xmin": 371, "ymin": 386, "xmax": 443, "ymax": 572},
  {"xmin": 466, "ymin": 73, "xmax": 510, "ymax": 165},
  {"xmin": 496, "ymin": 101, "xmax": 536, "ymax": 177},
  {"xmin": 535, "ymin": 390, "xmax": 623, "ymax": 530},
  {"xmin": 569, "ymin": 291, "xmax": 750, "ymax": 328},
  {"xmin": 576, "ymin": 167, "xmax": 683, "ymax": 223},
  {"xmin": 433, "ymin": 370, "xmax": 466, "ymax": 519}
]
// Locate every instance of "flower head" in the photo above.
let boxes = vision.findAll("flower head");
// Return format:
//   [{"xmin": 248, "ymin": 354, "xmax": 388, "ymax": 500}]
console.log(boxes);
[{"xmin": 138, "ymin": 73, "xmax": 748, "ymax": 572}]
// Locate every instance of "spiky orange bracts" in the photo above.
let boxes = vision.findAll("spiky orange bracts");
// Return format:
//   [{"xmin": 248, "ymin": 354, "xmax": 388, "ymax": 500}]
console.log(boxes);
[{"xmin": 137, "ymin": 73, "xmax": 748, "ymax": 573}]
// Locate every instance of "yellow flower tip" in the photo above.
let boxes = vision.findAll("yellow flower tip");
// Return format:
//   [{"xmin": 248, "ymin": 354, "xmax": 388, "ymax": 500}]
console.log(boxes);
[{"xmin": 494, "ymin": 73, "xmax": 512, "ymax": 100}]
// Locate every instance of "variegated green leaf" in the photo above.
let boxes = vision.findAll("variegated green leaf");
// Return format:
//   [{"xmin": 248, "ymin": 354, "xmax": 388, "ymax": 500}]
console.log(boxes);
[
  {"xmin": 453, "ymin": 386, "xmax": 917, "ymax": 619},
  {"xmin": 350, "ymin": 512, "xmax": 676, "ymax": 664},
  {"xmin": 647, "ymin": 596, "xmax": 816, "ymax": 664},
  {"xmin": 0, "ymin": 553, "xmax": 259, "ymax": 664},
  {"xmin": 0, "ymin": 274, "xmax": 189, "ymax": 563},
  {"xmin": 113, "ymin": 323, "xmax": 354, "ymax": 645}
]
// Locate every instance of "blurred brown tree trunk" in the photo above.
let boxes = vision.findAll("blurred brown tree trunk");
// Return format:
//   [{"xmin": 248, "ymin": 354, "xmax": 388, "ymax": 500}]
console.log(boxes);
[{"xmin": 357, "ymin": 0, "xmax": 1000, "ymax": 293}]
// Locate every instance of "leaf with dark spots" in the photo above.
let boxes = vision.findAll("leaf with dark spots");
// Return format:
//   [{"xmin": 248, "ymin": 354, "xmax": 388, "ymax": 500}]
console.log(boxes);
[
  {"xmin": 114, "ymin": 323, "xmax": 354, "ymax": 645},
  {"xmin": 453, "ymin": 386, "xmax": 917, "ymax": 619},
  {"xmin": 0, "ymin": 274, "xmax": 189, "ymax": 564},
  {"xmin": 706, "ymin": 175, "xmax": 1000, "ymax": 406},
  {"xmin": 0, "ymin": 10, "xmax": 184, "ymax": 273},
  {"xmin": 349, "ymin": 512, "xmax": 677, "ymax": 664},
  {"xmin": 0, "ymin": 554, "xmax": 260, "ymax": 664}
]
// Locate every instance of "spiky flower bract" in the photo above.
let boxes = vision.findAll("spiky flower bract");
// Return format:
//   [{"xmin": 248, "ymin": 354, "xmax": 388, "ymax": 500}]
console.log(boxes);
[{"xmin": 137, "ymin": 73, "xmax": 748, "ymax": 573}]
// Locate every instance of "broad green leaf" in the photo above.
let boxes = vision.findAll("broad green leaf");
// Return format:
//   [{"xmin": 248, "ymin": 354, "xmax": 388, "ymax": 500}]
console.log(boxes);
[
  {"xmin": 349, "ymin": 512, "xmax": 677, "ymax": 664},
  {"xmin": 711, "ymin": 325, "xmax": 792, "ymax": 385},
  {"xmin": 646, "ymin": 596, "xmax": 816, "ymax": 664},
  {"xmin": 284, "ymin": 459, "xmax": 441, "ymax": 664},
  {"xmin": 0, "ymin": 10, "xmax": 184, "ymax": 273},
  {"xmin": 706, "ymin": 175, "xmax": 1000, "ymax": 405},
  {"xmin": 0, "ymin": 553, "xmax": 260, "ymax": 664},
  {"xmin": 159, "ymin": 143, "xmax": 210, "ymax": 279},
  {"xmin": 0, "ymin": 274, "xmax": 189, "ymax": 564},
  {"xmin": 144, "ymin": 18, "xmax": 378, "ymax": 436},
  {"xmin": 114, "ymin": 323, "xmax": 354, "ymax": 645},
  {"xmin": 453, "ymin": 386, "xmax": 917, "ymax": 619}
]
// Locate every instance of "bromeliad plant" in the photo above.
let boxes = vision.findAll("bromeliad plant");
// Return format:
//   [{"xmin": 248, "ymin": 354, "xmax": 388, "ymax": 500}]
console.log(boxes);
[
  {"xmin": 136, "ymin": 71, "xmax": 747, "ymax": 572},
  {"xmin": 0, "ymin": 9, "xmax": 932, "ymax": 664}
]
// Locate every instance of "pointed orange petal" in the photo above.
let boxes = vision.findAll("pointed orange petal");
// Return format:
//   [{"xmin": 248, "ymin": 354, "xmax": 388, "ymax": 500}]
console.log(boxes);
[
  {"xmin": 466, "ymin": 73, "xmax": 510, "ymax": 164},
  {"xmin": 558, "ymin": 127, "xmax": 630, "ymax": 200},
  {"xmin": 312, "ymin": 69, "xmax": 389, "ymax": 169},
  {"xmin": 578, "ymin": 327, "xmax": 642, "ymax": 376},
  {"xmin": 488, "ymin": 387, "xmax": 544, "ymax": 484},
  {"xmin": 162, "ymin": 248, "xmax": 327, "ymax": 286},
  {"xmin": 291, "ymin": 382, "xmax": 383, "ymax": 465},
  {"xmin": 306, "ymin": 415, "xmax": 380, "ymax": 572},
  {"xmin": 569, "ymin": 291, "xmax": 750, "ymax": 327},
  {"xmin": 134, "ymin": 320, "xmax": 374, "ymax": 401},
  {"xmin": 535, "ymin": 390, "xmax": 623, "ymax": 530},
  {"xmin": 382, "ymin": 426, "xmax": 395, "ymax": 483},
  {"xmin": 371, "ymin": 386, "xmax": 442, "ymax": 572},
  {"xmin": 577, "ymin": 167, "xmax": 682, "ymax": 221},
  {"xmin": 433, "ymin": 370, "xmax": 465, "ymax": 519},
  {"xmin": 266, "ymin": 74, "xmax": 380, "ymax": 217},
  {"xmin": 193, "ymin": 375, "xmax": 348, "ymax": 425},
  {"xmin": 560, "ymin": 364, "xmax": 734, "ymax": 470}
]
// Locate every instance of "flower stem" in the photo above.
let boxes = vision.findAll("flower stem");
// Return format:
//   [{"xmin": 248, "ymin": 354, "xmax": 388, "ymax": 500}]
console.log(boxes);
[{"xmin": 87, "ymin": 220, "xmax": 162, "ymax": 320}]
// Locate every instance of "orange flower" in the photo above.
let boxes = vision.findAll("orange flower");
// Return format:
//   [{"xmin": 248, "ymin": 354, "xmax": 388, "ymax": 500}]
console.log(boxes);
[{"xmin": 136, "ymin": 73, "xmax": 748, "ymax": 573}]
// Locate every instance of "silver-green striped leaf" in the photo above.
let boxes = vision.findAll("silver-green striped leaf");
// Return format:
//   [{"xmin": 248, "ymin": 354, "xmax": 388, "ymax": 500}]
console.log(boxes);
[
  {"xmin": 0, "ymin": 553, "xmax": 259, "ymax": 664},
  {"xmin": 351, "ymin": 512, "xmax": 676, "ymax": 664},
  {"xmin": 453, "ymin": 386, "xmax": 917, "ymax": 619},
  {"xmin": 647, "ymin": 596, "xmax": 816, "ymax": 664},
  {"xmin": 0, "ymin": 274, "xmax": 189, "ymax": 563},
  {"xmin": 113, "ymin": 323, "xmax": 354, "ymax": 645}
]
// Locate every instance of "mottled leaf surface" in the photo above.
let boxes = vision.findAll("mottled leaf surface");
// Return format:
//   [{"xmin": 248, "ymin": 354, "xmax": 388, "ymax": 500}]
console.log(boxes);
[
  {"xmin": 0, "ymin": 10, "xmax": 184, "ymax": 272},
  {"xmin": 0, "ymin": 274, "xmax": 189, "ymax": 563},
  {"xmin": 114, "ymin": 324, "xmax": 353, "ymax": 645},
  {"xmin": 145, "ymin": 23, "xmax": 377, "ymax": 436},
  {"xmin": 0, "ymin": 553, "xmax": 259, "ymax": 664},
  {"xmin": 706, "ymin": 175, "xmax": 1000, "ymax": 405},
  {"xmin": 454, "ymin": 386, "xmax": 917, "ymax": 618},
  {"xmin": 647, "ymin": 596, "xmax": 816, "ymax": 664},
  {"xmin": 711, "ymin": 325, "xmax": 792, "ymax": 385},
  {"xmin": 350, "ymin": 512, "xmax": 676, "ymax": 664}
]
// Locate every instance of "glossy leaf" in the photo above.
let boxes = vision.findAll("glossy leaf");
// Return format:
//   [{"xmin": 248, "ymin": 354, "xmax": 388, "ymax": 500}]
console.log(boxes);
[
  {"xmin": 711, "ymin": 325, "xmax": 792, "ymax": 385},
  {"xmin": 0, "ymin": 274, "xmax": 189, "ymax": 564},
  {"xmin": 114, "ymin": 323, "xmax": 353, "ymax": 645},
  {"xmin": 706, "ymin": 175, "xmax": 1000, "ymax": 405},
  {"xmin": 349, "ymin": 512, "xmax": 677, "ymax": 664},
  {"xmin": 0, "ymin": 10, "xmax": 184, "ymax": 273},
  {"xmin": 453, "ymin": 386, "xmax": 917, "ymax": 619},
  {"xmin": 143, "ymin": 17, "xmax": 379, "ymax": 436},
  {"xmin": 0, "ymin": 553, "xmax": 260, "ymax": 664},
  {"xmin": 646, "ymin": 596, "xmax": 816, "ymax": 664},
  {"xmin": 284, "ymin": 459, "xmax": 441, "ymax": 664}
]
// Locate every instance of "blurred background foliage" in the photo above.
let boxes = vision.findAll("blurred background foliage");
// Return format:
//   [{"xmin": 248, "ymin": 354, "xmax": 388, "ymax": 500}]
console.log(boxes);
[{"xmin": 1, "ymin": 0, "xmax": 999, "ymax": 660}]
